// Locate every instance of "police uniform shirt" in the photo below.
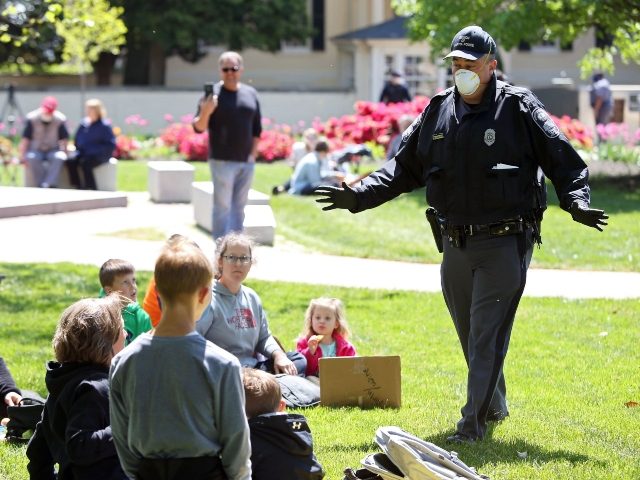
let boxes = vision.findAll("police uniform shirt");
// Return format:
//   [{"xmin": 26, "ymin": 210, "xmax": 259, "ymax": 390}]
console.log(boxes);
[{"xmin": 350, "ymin": 74, "xmax": 591, "ymax": 226}]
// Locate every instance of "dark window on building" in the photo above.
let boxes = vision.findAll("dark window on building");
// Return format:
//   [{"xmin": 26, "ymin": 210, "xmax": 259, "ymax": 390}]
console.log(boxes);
[
  {"xmin": 518, "ymin": 41, "xmax": 531, "ymax": 51},
  {"xmin": 312, "ymin": 0, "xmax": 325, "ymax": 51},
  {"xmin": 560, "ymin": 40, "xmax": 573, "ymax": 51},
  {"xmin": 595, "ymin": 26, "xmax": 613, "ymax": 48}
]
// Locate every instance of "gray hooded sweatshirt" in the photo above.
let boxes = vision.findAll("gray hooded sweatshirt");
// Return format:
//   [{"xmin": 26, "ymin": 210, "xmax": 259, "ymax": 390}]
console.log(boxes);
[{"xmin": 196, "ymin": 281, "xmax": 280, "ymax": 366}]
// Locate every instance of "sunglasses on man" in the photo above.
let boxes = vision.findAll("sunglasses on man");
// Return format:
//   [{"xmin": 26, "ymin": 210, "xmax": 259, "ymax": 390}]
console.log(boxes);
[{"xmin": 221, "ymin": 66, "xmax": 240, "ymax": 73}]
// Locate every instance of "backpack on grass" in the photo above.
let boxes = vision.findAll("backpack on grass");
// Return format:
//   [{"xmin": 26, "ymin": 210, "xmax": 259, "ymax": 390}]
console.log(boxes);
[{"xmin": 343, "ymin": 426, "xmax": 490, "ymax": 480}]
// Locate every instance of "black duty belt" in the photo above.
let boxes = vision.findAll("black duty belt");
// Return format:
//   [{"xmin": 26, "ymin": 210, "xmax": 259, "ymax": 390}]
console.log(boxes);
[{"xmin": 439, "ymin": 217, "xmax": 528, "ymax": 248}]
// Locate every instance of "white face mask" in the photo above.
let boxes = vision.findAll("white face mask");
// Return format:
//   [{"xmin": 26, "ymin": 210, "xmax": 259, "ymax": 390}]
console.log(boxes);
[{"xmin": 454, "ymin": 69, "xmax": 481, "ymax": 96}]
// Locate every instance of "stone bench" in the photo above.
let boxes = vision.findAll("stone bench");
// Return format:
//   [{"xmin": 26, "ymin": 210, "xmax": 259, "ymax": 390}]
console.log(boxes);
[
  {"xmin": 24, "ymin": 157, "xmax": 118, "ymax": 191},
  {"xmin": 147, "ymin": 160, "xmax": 195, "ymax": 203},
  {"xmin": 192, "ymin": 181, "xmax": 276, "ymax": 245}
]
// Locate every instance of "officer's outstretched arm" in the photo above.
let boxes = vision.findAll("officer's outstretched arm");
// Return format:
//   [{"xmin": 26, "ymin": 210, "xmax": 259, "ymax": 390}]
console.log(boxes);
[
  {"xmin": 570, "ymin": 201, "xmax": 608, "ymax": 232},
  {"xmin": 314, "ymin": 182, "xmax": 357, "ymax": 211}
]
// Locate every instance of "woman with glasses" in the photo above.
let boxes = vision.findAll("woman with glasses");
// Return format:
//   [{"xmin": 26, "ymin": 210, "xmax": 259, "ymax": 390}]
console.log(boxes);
[{"xmin": 196, "ymin": 233, "xmax": 305, "ymax": 376}]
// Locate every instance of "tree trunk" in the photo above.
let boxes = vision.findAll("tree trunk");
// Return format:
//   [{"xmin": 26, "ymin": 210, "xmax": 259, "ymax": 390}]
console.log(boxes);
[
  {"xmin": 123, "ymin": 41, "xmax": 150, "ymax": 85},
  {"xmin": 148, "ymin": 42, "xmax": 166, "ymax": 86},
  {"xmin": 92, "ymin": 52, "xmax": 118, "ymax": 86}
]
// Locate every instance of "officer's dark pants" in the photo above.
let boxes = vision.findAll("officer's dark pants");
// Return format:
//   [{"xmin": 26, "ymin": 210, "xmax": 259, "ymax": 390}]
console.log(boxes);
[{"xmin": 441, "ymin": 229, "xmax": 533, "ymax": 440}]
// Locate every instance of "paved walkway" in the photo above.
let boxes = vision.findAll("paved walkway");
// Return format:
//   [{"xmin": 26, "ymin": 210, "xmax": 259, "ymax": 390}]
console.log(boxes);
[{"xmin": 1, "ymin": 191, "xmax": 639, "ymax": 299}]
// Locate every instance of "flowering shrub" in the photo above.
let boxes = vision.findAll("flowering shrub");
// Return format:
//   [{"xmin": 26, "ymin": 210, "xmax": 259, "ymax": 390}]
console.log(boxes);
[
  {"xmin": 158, "ymin": 121, "xmax": 208, "ymax": 161},
  {"xmin": 0, "ymin": 136, "xmax": 14, "ymax": 161},
  {"xmin": 596, "ymin": 122, "xmax": 640, "ymax": 146},
  {"xmin": 595, "ymin": 122, "xmax": 640, "ymax": 165},
  {"xmin": 112, "ymin": 127, "xmax": 141, "ymax": 160},
  {"xmin": 257, "ymin": 123, "xmax": 293, "ymax": 162},
  {"xmin": 179, "ymin": 130, "xmax": 209, "ymax": 161},
  {"xmin": 312, "ymin": 97, "xmax": 430, "ymax": 150},
  {"xmin": 550, "ymin": 114, "xmax": 594, "ymax": 149}
]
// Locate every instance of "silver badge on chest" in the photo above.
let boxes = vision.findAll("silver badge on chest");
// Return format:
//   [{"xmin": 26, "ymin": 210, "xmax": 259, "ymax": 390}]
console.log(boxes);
[{"xmin": 484, "ymin": 128, "xmax": 496, "ymax": 146}]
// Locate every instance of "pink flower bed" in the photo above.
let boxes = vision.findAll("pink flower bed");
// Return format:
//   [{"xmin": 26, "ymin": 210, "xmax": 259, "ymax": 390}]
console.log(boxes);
[
  {"xmin": 312, "ymin": 97, "xmax": 430, "ymax": 150},
  {"xmin": 113, "ymin": 133, "xmax": 140, "ymax": 160},
  {"xmin": 550, "ymin": 114, "xmax": 594, "ymax": 149},
  {"xmin": 115, "ymin": 101, "xmax": 611, "ymax": 163},
  {"xmin": 596, "ymin": 122, "xmax": 640, "ymax": 146},
  {"xmin": 257, "ymin": 124, "xmax": 293, "ymax": 162}
]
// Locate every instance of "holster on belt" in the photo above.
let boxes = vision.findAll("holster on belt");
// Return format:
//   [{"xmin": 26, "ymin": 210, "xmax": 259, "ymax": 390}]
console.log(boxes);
[{"xmin": 425, "ymin": 207, "xmax": 443, "ymax": 253}]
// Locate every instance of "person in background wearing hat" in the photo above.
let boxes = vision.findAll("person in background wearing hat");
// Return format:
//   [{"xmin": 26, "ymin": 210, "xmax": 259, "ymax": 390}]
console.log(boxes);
[
  {"xmin": 379, "ymin": 70, "xmax": 412, "ymax": 104},
  {"xmin": 19, "ymin": 96, "xmax": 69, "ymax": 188},
  {"xmin": 315, "ymin": 25, "xmax": 607, "ymax": 444}
]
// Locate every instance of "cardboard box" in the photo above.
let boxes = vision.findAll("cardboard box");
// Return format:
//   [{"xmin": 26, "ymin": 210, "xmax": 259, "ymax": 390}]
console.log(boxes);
[{"xmin": 319, "ymin": 356, "xmax": 401, "ymax": 408}]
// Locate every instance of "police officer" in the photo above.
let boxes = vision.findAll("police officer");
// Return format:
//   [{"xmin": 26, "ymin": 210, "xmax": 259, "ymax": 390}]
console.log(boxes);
[{"xmin": 315, "ymin": 25, "xmax": 608, "ymax": 444}]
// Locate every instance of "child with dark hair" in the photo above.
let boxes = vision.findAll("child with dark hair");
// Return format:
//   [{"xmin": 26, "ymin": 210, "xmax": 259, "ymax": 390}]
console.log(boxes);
[
  {"xmin": 26, "ymin": 295, "xmax": 128, "ymax": 479},
  {"xmin": 242, "ymin": 368, "xmax": 324, "ymax": 480},
  {"xmin": 99, "ymin": 258, "xmax": 152, "ymax": 344}
]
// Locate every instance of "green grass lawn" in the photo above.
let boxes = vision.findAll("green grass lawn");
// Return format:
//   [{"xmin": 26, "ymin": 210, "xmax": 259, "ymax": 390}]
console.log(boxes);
[
  {"xmin": 1, "ymin": 263, "xmax": 638, "ymax": 479},
  {"xmin": 112, "ymin": 159, "xmax": 640, "ymax": 272},
  {"xmin": 6, "ymin": 159, "xmax": 638, "ymax": 271}
]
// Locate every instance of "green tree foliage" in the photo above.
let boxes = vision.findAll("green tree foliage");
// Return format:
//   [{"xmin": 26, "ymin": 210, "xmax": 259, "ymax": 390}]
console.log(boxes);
[
  {"xmin": 0, "ymin": 0, "xmax": 64, "ymax": 70},
  {"xmin": 56, "ymin": 0, "xmax": 126, "ymax": 71},
  {"xmin": 116, "ymin": 0, "xmax": 311, "ymax": 84},
  {"xmin": 392, "ymin": 0, "xmax": 640, "ymax": 77}
]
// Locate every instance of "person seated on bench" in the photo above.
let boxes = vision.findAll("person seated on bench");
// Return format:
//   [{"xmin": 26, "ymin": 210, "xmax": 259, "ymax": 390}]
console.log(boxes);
[
  {"xmin": 66, "ymin": 98, "xmax": 116, "ymax": 190},
  {"xmin": 19, "ymin": 96, "xmax": 69, "ymax": 188}
]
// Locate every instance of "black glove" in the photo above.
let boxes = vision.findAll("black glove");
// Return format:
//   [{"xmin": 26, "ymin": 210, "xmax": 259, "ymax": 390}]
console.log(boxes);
[
  {"xmin": 570, "ymin": 201, "xmax": 608, "ymax": 231},
  {"xmin": 314, "ymin": 182, "xmax": 357, "ymax": 211}
]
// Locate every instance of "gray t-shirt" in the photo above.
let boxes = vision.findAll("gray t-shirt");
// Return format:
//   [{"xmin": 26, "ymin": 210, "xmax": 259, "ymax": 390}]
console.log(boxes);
[{"xmin": 109, "ymin": 332, "xmax": 251, "ymax": 480}]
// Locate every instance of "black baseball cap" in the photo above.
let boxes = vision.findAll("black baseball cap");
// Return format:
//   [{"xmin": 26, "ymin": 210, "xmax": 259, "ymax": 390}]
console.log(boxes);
[{"xmin": 444, "ymin": 25, "xmax": 496, "ymax": 60}]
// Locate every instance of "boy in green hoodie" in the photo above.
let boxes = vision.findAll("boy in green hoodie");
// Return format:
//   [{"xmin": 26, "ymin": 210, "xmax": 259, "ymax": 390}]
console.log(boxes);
[{"xmin": 99, "ymin": 258, "xmax": 152, "ymax": 344}]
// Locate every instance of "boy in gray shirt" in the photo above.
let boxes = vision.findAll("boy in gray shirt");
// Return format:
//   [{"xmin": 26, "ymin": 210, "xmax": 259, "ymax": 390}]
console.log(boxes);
[{"xmin": 109, "ymin": 236, "xmax": 251, "ymax": 480}]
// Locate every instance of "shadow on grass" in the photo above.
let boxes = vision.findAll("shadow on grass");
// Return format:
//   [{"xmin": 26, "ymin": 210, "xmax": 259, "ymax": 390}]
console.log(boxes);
[
  {"xmin": 322, "ymin": 441, "xmax": 379, "ymax": 454},
  {"xmin": 426, "ymin": 426, "xmax": 599, "ymax": 469}
]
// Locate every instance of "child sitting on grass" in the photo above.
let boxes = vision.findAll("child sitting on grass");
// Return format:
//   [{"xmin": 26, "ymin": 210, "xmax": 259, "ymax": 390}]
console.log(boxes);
[
  {"xmin": 242, "ymin": 368, "xmax": 324, "ymax": 480},
  {"xmin": 109, "ymin": 235, "xmax": 250, "ymax": 480},
  {"xmin": 99, "ymin": 258, "xmax": 152, "ymax": 344},
  {"xmin": 26, "ymin": 295, "xmax": 128, "ymax": 479},
  {"xmin": 296, "ymin": 297, "xmax": 356, "ymax": 377}
]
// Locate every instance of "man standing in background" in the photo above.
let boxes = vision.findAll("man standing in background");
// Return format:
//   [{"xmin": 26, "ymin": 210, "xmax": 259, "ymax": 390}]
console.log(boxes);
[
  {"xmin": 193, "ymin": 51, "xmax": 262, "ymax": 240},
  {"xmin": 590, "ymin": 72, "xmax": 613, "ymax": 127}
]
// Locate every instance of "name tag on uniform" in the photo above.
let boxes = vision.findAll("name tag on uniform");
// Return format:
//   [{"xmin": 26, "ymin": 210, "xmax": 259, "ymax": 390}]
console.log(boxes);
[
  {"xmin": 432, "ymin": 133, "xmax": 444, "ymax": 140},
  {"xmin": 492, "ymin": 163, "xmax": 518, "ymax": 170}
]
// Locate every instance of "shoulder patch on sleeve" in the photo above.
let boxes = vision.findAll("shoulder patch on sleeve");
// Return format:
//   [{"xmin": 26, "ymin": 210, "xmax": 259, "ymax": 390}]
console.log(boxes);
[{"xmin": 532, "ymin": 107, "xmax": 560, "ymax": 138}]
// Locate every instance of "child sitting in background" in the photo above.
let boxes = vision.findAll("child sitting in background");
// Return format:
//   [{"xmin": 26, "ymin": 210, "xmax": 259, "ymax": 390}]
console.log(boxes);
[
  {"xmin": 99, "ymin": 258, "xmax": 152, "ymax": 343},
  {"xmin": 26, "ymin": 296, "xmax": 127, "ymax": 479},
  {"xmin": 242, "ymin": 368, "xmax": 324, "ymax": 480},
  {"xmin": 110, "ymin": 235, "xmax": 250, "ymax": 480},
  {"xmin": 296, "ymin": 298, "xmax": 356, "ymax": 377}
]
